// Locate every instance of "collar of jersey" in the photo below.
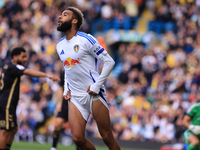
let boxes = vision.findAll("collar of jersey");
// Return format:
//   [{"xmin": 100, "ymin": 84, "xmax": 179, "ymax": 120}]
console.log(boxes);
[
  {"xmin": 74, "ymin": 31, "xmax": 79, "ymax": 36},
  {"xmin": 65, "ymin": 31, "xmax": 79, "ymax": 42}
]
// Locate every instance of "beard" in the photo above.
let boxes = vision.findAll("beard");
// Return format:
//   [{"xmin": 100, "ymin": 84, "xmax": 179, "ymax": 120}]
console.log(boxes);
[
  {"xmin": 57, "ymin": 19, "xmax": 72, "ymax": 32},
  {"xmin": 17, "ymin": 60, "xmax": 22, "ymax": 65},
  {"xmin": 17, "ymin": 59, "xmax": 25, "ymax": 66}
]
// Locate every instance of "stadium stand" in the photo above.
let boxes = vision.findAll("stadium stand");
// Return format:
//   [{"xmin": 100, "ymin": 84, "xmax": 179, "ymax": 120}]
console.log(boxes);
[{"xmin": 0, "ymin": 0, "xmax": 199, "ymax": 149}]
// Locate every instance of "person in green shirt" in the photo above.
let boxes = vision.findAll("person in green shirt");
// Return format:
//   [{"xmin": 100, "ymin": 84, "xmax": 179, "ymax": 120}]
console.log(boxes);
[{"xmin": 183, "ymin": 101, "xmax": 200, "ymax": 150}]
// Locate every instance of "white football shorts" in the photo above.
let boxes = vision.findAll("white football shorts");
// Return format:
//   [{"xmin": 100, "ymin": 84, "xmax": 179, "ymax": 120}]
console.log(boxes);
[{"xmin": 70, "ymin": 91, "xmax": 108, "ymax": 122}]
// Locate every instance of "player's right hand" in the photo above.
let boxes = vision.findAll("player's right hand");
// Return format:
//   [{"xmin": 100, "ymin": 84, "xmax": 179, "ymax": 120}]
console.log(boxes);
[
  {"xmin": 189, "ymin": 124, "xmax": 200, "ymax": 135},
  {"xmin": 56, "ymin": 103, "xmax": 62, "ymax": 112},
  {"xmin": 63, "ymin": 91, "xmax": 71, "ymax": 101},
  {"xmin": 87, "ymin": 86, "xmax": 98, "ymax": 95}
]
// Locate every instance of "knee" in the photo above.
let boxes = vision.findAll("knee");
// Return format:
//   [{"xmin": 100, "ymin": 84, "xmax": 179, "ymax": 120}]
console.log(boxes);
[
  {"xmin": 54, "ymin": 123, "xmax": 62, "ymax": 131},
  {"xmin": 72, "ymin": 135, "xmax": 85, "ymax": 145}
]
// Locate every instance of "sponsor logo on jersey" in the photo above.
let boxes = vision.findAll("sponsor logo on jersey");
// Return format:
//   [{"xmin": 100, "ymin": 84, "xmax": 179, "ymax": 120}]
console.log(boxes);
[
  {"xmin": 64, "ymin": 57, "xmax": 81, "ymax": 67},
  {"xmin": 74, "ymin": 45, "xmax": 79, "ymax": 52}
]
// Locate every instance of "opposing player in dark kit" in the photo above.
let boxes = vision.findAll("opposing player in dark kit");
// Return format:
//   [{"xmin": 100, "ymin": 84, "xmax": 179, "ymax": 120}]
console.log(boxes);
[{"xmin": 0, "ymin": 47, "xmax": 59, "ymax": 150}]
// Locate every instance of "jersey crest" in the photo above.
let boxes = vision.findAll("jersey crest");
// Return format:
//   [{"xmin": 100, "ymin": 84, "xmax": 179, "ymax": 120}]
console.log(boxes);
[
  {"xmin": 74, "ymin": 45, "xmax": 79, "ymax": 52},
  {"xmin": 3, "ymin": 65, "xmax": 8, "ymax": 69}
]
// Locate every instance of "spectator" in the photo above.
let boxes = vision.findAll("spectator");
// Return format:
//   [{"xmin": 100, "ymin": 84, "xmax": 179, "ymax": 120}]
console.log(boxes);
[
  {"xmin": 0, "ymin": 0, "xmax": 199, "ymax": 144},
  {"xmin": 17, "ymin": 123, "xmax": 33, "ymax": 142}
]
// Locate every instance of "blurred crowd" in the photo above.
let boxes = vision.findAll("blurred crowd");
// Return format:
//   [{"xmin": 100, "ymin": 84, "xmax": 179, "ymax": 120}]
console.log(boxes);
[{"xmin": 0, "ymin": 0, "xmax": 200, "ymax": 144}]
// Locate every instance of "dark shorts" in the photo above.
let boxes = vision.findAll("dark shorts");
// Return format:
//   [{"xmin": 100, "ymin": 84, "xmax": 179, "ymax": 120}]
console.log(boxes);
[
  {"xmin": 57, "ymin": 99, "xmax": 68, "ymax": 121},
  {"xmin": 0, "ymin": 106, "xmax": 17, "ymax": 130}
]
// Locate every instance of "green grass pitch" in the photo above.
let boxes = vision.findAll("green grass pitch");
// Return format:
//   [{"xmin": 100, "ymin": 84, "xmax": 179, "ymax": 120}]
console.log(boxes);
[{"xmin": 11, "ymin": 141, "xmax": 149, "ymax": 150}]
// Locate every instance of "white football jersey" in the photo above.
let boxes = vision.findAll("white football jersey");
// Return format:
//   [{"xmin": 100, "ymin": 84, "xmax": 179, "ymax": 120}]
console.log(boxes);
[{"xmin": 56, "ymin": 31, "xmax": 108, "ymax": 96}]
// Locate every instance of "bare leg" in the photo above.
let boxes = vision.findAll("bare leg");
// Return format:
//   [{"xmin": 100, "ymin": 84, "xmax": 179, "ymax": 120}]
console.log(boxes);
[
  {"xmin": 68, "ymin": 101, "xmax": 96, "ymax": 150},
  {"xmin": 6, "ymin": 127, "xmax": 18, "ymax": 149},
  {"xmin": 0, "ymin": 129, "xmax": 10, "ymax": 149},
  {"xmin": 54, "ymin": 118, "xmax": 65, "ymax": 131},
  {"xmin": 92, "ymin": 100, "xmax": 120, "ymax": 150},
  {"xmin": 187, "ymin": 134, "xmax": 199, "ymax": 150}
]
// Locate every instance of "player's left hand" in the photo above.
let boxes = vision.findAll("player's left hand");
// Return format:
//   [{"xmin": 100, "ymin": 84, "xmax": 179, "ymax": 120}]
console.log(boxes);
[
  {"xmin": 87, "ymin": 86, "xmax": 98, "ymax": 95},
  {"xmin": 48, "ymin": 75, "xmax": 60, "ymax": 81}
]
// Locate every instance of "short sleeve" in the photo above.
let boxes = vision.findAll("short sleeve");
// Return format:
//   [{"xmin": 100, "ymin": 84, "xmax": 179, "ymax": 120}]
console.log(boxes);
[
  {"xmin": 186, "ymin": 105, "xmax": 196, "ymax": 118},
  {"xmin": 8, "ymin": 64, "xmax": 25, "ymax": 76}
]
